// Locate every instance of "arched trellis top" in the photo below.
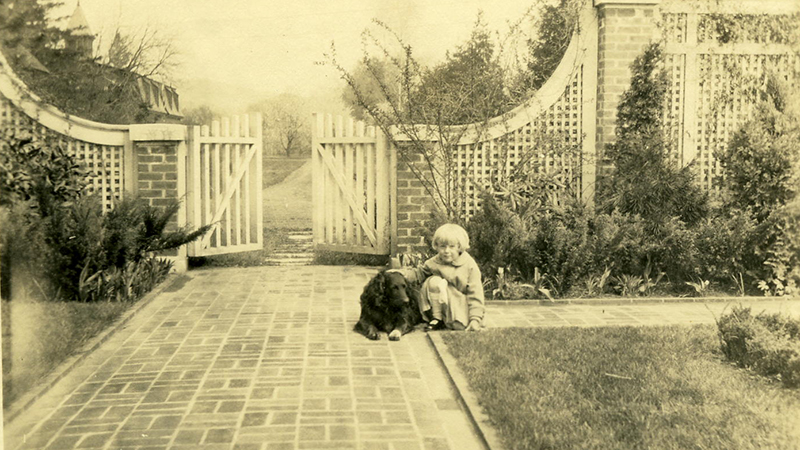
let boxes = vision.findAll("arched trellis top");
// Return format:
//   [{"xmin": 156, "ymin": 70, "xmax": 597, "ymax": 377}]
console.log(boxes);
[
  {"xmin": 391, "ymin": 0, "xmax": 598, "ymax": 144},
  {"xmin": 0, "ymin": 50, "xmax": 129, "ymax": 146}
]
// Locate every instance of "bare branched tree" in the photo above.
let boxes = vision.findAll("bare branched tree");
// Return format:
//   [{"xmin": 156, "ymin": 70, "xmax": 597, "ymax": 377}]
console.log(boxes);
[{"xmin": 249, "ymin": 94, "xmax": 311, "ymax": 158}]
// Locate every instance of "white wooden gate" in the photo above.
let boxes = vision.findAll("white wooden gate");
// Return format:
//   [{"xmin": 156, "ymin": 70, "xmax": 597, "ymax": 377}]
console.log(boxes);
[
  {"xmin": 312, "ymin": 113, "xmax": 396, "ymax": 255},
  {"xmin": 187, "ymin": 114, "xmax": 263, "ymax": 256}
]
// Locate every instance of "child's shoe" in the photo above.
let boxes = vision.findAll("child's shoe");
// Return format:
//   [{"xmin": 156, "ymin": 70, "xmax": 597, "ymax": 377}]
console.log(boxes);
[{"xmin": 426, "ymin": 319, "xmax": 447, "ymax": 331}]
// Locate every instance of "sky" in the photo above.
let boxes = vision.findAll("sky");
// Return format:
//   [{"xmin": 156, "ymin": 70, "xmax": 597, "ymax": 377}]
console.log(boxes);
[{"xmin": 54, "ymin": 0, "xmax": 536, "ymax": 109}]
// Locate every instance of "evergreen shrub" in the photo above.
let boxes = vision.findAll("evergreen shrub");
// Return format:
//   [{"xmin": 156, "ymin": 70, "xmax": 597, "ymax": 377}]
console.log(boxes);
[{"xmin": 717, "ymin": 305, "xmax": 800, "ymax": 388}]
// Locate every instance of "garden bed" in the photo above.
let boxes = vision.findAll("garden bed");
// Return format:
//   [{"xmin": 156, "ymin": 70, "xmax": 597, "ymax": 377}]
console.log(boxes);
[
  {"xmin": 2, "ymin": 299, "xmax": 131, "ymax": 409},
  {"xmin": 442, "ymin": 325, "xmax": 800, "ymax": 450}
]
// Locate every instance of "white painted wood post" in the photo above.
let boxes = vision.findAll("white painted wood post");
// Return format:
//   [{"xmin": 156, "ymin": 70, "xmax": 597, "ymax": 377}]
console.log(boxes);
[
  {"xmin": 581, "ymin": 1, "xmax": 599, "ymax": 208},
  {"xmin": 312, "ymin": 113, "xmax": 324, "ymax": 246},
  {"xmin": 375, "ymin": 126, "xmax": 389, "ymax": 253},
  {"xmin": 254, "ymin": 113, "xmax": 264, "ymax": 246},
  {"xmin": 681, "ymin": 12, "xmax": 699, "ymax": 168},
  {"xmin": 389, "ymin": 132, "xmax": 398, "ymax": 256}
]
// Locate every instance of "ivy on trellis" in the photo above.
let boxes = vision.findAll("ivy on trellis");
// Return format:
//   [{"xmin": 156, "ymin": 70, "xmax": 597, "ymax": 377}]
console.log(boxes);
[{"xmin": 697, "ymin": 13, "xmax": 800, "ymax": 45}]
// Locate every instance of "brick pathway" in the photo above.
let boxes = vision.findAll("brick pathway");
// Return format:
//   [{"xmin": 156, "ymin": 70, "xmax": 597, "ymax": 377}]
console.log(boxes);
[
  {"xmin": 4, "ymin": 266, "xmax": 481, "ymax": 450},
  {"xmin": 5, "ymin": 266, "xmax": 800, "ymax": 450}
]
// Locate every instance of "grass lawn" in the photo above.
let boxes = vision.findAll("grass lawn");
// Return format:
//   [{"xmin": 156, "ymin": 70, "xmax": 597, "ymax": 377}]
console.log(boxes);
[
  {"xmin": 2, "ymin": 299, "xmax": 131, "ymax": 409},
  {"xmin": 443, "ymin": 325, "xmax": 800, "ymax": 450},
  {"xmin": 263, "ymin": 156, "xmax": 309, "ymax": 188}
]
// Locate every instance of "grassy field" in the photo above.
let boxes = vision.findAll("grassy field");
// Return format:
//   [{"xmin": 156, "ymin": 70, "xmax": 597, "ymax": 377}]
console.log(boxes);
[
  {"xmin": 443, "ymin": 326, "xmax": 800, "ymax": 450},
  {"xmin": 2, "ymin": 299, "xmax": 131, "ymax": 409},
  {"xmin": 263, "ymin": 156, "xmax": 309, "ymax": 188}
]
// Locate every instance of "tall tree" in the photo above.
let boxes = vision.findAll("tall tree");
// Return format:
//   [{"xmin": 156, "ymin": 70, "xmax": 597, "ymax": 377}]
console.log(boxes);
[
  {"xmin": 411, "ymin": 12, "xmax": 509, "ymax": 125},
  {"xmin": 601, "ymin": 43, "xmax": 708, "ymax": 228},
  {"xmin": 0, "ymin": 0, "xmax": 66, "ymax": 55},
  {"xmin": 510, "ymin": 0, "xmax": 579, "ymax": 97}
]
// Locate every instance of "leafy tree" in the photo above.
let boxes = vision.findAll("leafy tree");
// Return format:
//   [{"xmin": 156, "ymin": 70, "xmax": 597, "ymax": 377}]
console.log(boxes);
[
  {"xmin": 511, "ymin": 0, "xmax": 580, "ymax": 96},
  {"xmin": 411, "ymin": 12, "xmax": 510, "ymax": 125},
  {"xmin": 330, "ymin": 13, "xmax": 521, "ymax": 219},
  {"xmin": 0, "ymin": 0, "xmax": 67, "ymax": 56},
  {"xmin": 341, "ymin": 56, "xmax": 401, "ymax": 122},
  {"xmin": 717, "ymin": 78, "xmax": 800, "ymax": 223},
  {"xmin": 182, "ymin": 105, "xmax": 220, "ymax": 126},
  {"xmin": 600, "ymin": 43, "xmax": 708, "ymax": 229}
]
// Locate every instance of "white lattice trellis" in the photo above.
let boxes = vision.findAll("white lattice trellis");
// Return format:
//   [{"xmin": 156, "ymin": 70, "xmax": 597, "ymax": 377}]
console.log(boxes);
[
  {"xmin": 1, "ymin": 96, "xmax": 126, "ymax": 212},
  {"xmin": 662, "ymin": 3, "xmax": 799, "ymax": 199}
]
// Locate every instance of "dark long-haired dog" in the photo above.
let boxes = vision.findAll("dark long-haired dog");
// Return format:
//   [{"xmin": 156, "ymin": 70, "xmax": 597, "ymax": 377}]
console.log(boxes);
[{"xmin": 354, "ymin": 270, "xmax": 423, "ymax": 341}]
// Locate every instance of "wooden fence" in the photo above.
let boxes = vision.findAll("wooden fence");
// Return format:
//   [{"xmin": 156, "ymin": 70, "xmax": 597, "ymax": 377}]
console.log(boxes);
[
  {"xmin": 311, "ymin": 113, "xmax": 395, "ymax": 255},
  {"xmin": 188, "ymin": 114, "xmax": 264, "ymax": 256}
]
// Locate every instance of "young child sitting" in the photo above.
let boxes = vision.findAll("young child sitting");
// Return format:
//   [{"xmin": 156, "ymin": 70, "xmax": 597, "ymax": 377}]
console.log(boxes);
[{"xmin": 393, "ymin": 223, "xmax": 484, "ymax": 331}]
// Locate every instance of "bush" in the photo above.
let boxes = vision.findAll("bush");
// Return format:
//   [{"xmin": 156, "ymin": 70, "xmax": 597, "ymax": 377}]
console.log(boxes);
[
  {"xmin": 469, "ymin": 195, "xmax": 706, "ymax": 297},
  {"xmin": 717, "ymin": 305, "xmax": 800, "ymax": 387},
  {"xmin": 39, "ymin": 195, "xmax": 209, "ymax": 301},
  {"xmin": 0, "ymin": 130, "xmax": 89, "ymax": 215},
  {"xmin": 716, "ymin": 78, "xmax": 800, "ymax": 295},
  {"xmin": 694, "ymin": 210, "xmax": 757, "ymax": 285},
  {"xmin": 600, "ymin": 43, "xmax": 708, "ymax": 229}
]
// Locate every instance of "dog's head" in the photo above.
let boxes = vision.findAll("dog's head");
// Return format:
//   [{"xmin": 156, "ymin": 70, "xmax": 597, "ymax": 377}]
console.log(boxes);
[
  {"xmin": 362, "ymin": 271, "xmax": 411, "ymax": 309},
  {"xmin": 383, "ymin": 271, "xmax": 410, "ymax": 307}
]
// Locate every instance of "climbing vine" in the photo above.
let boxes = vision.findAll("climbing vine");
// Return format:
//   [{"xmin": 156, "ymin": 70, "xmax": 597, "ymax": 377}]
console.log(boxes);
[{"xmin": 698, "ymin": 13, "xmax": 800, "ymax": 45}]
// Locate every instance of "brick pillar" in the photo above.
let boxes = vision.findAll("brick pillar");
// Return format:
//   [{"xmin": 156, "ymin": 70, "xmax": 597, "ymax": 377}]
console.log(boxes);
[
  {"xmin": 129, "ymin": 124, "xmax": 188, "ymax": 272},
  {"xmin": 394, "ymin": 148, "xmax": 436, "ymax": 256},
  {"xmin": 595, "ymin": 0, "xmax": 660, "ymax": 165}
]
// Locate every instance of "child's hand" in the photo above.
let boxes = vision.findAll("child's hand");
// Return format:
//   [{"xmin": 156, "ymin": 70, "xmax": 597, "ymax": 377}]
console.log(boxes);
[{"xmin": 466, "ymin": 319, "xmax": 482, "ymax": 332}]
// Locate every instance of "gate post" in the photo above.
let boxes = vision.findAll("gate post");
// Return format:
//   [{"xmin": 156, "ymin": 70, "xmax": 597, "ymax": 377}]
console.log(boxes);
[
  {"xmin": 129, "ymin": 124, "xmax": 189, "ymax": 272},
  {"xmin": 594, "ymin": 0, "xmax": 661, "ymax": 180}
]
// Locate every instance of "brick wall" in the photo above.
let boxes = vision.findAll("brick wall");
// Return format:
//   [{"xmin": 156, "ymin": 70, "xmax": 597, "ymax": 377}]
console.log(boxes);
[
  {"xmin": 395, "ymin": 149, "xmax": 436, "ymax": 256},
  {"xmin": 133, "ymin": 141, "xmax": 181, "ymax": 256},
  {"xmin": 595, "ymin": 1, "xmax": 660, "ymax": 160}
]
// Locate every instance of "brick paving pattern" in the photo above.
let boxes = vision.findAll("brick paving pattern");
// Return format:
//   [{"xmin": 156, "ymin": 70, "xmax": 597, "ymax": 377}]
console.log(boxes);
[
  {"xmin": 5, "ymin": 265, "xmax": 800, "ymax": 450},
  {"xmin": 5, "ymin": 267, "xmax": 480, "ymax": 450}
]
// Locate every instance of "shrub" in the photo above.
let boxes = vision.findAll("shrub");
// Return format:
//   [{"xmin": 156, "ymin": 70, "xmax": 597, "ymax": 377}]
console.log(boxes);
[
  {"xmin": 468, "ymin": 194, "xmax": 530, "ymax": 280},
  {"xmin": 469, "ymin": 196, "xmax": 704, "ymax": 297},
  {"xmin": 694, "ymin": 210, "xmax": 757, "ymax": 285},
  {"xmin": 40, "ymin": 195, "xmax": 106, "ymax": 300},
  {"xmin": 78, "ymin": 258, "xmax": 173, "ymax": 303},
  {"xmin": 717, "ymin": 305, "xmax": 800, "ymax": 387},
  {"xmin": 600, "ymin": 43, "xmax": 708, "ymax": 229},
  {"xmin": 40, "ymin": 195, "xmax": 210, "ymax": 301},
  {"xmin": 0, "ymin": 130, "xmax": 89, "ymax": 215},
  {"xmin": 716, "ymin": 78, "xmax": 800, "ymax": 295}
]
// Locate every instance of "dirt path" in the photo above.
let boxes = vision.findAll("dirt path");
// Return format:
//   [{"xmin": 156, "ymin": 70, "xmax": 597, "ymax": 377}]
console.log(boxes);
[{"xmin": 262, "ymin": 160, "xmax": 312, "ymax": 229}]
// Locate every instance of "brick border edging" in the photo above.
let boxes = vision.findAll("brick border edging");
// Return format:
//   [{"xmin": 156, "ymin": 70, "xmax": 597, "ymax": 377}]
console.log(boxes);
[
  {"xmin": 3, "ymin": 273, "xmax": 187, "ymax": 424},
  {"xmin": 427, "ymin": 333, "xmax": 502, "ymax": 450},
  {"xmin": 486, "ymin": 295, "xmax": 799, "ymax": 306}
]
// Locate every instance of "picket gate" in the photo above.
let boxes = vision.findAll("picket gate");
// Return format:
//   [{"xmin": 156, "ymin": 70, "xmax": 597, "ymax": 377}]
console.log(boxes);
[
  {"xmin": 187, "ymin": 114, "xmax": 264, "ymax": 256},
  {"xmin": 311, "ymin": 113, "xmax": 396, "ymax": 255}
]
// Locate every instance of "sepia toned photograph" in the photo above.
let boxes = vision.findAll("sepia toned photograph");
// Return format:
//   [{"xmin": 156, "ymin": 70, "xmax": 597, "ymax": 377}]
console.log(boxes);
[{"xmin": 1, "ymin": 0, "xmax": 799, "ymax": 448}]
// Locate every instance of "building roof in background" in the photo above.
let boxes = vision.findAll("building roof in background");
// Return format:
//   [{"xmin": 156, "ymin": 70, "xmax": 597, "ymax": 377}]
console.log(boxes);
[{"xmin": 67, "ymin": 2, "xmax": 94, "ymax": 37}]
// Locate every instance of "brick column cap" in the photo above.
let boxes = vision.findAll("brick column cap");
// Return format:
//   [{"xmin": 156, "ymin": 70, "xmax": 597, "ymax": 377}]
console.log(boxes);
[
  {"xmin": 594, "ymin": 0, "xmax": 659, "ymax": 6},
  {"xmin": 130, "ymin": 124, "xmax": 187, "ymax": 141}
]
